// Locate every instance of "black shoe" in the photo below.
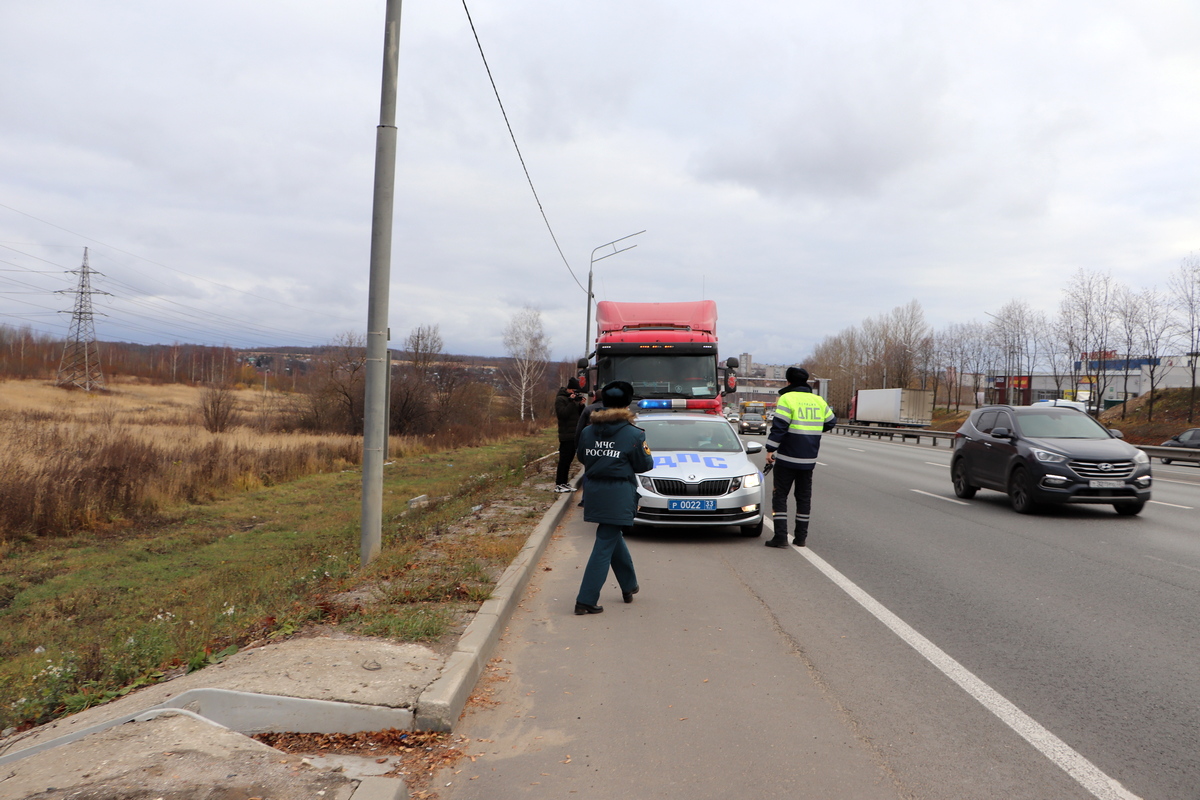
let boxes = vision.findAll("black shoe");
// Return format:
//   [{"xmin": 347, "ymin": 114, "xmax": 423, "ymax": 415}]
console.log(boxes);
[
  {"xmin": 622, "ymin": 586, "xmax": 639, "ymax": 603},
  {"xmin": 574, "ymin": 602, "xmax": 604, "ymax": 615},
  {"xmin": 764, "ymin": 537, "xmax": 789, "ymax": 548},
  {"xmin": 793, "ymin": 536, "xmax": 807, "ymax": 547}
]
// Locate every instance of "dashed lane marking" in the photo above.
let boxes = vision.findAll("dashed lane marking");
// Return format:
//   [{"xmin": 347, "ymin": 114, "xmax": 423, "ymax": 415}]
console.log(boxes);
[
  {"xmin": 1148, "ymin": 500, "xmax": 1193, "ymax": 509},
  {"xmin": 910, "ymin": 489, "xmax": 969, "ymax": 506}
]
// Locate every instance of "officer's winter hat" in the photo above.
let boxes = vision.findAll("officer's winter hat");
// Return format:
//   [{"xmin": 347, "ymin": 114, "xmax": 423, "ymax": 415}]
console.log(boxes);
[
  {"xmin": 567, "ymin": 377, "xmax": 580, "ymax": 390},
  {"xmin": 786, "ymin": 367, "xmax": 810, "ymax": 386},
  {"xmin": 600, "ymin": 380, "xmax": 635, "ymax": 408}
]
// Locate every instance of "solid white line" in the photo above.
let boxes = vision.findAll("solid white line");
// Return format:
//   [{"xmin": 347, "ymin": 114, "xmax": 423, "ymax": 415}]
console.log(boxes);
[
  {"xmin": 848, "ymin": 447, "xmax": 866, "ymax": 452},
  {"xmin": 782, "ymin": 533, "xmax": 1141, "ymax": 800},
  {"xmin": 911, "ymin": 489, "xmax": 970, "ymax": 506},
  {"xmin": 1152, "ymin": 477, "xmax": 1200, "ymax": 486},
  {"xmin": 1148, "ymin": 500, "xmax": 1193, "ymax": 509},
  {"xmin": 925, "ymin": 462, "xmax": 950, "ymax": 468}
]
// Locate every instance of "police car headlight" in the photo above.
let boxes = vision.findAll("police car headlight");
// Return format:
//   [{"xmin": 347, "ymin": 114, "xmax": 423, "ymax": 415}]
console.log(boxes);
[
  {"xmin": 638, "ymin": 476, "xmax": 655, "ymax": 492},
  {"xmin": 742, "ymin": 472, "xmax": 762, "ymax": 489}
]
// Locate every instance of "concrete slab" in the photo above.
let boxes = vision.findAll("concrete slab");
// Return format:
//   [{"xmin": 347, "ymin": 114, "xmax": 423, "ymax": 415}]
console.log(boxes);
[{"xmin": 0, "ymin": 713, "xmax": 358, "ymax": 800}]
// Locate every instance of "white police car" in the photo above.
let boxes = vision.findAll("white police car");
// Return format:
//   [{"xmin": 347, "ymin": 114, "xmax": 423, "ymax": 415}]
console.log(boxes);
[{"xmin": 632, "ymin": 412, "xmax": 766, "ymax": 536}]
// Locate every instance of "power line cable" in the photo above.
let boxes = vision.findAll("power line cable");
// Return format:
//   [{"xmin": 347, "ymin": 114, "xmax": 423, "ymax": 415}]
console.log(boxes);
[{"xmin": 459, "ymin": 0, "xmax": 586, "ymax": 295}]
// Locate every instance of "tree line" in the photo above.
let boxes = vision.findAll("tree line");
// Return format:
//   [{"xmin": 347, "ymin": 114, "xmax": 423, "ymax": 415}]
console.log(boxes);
[{"xmin": 802, "ymin": 258, "xmax": 1200, "ymax": 423}]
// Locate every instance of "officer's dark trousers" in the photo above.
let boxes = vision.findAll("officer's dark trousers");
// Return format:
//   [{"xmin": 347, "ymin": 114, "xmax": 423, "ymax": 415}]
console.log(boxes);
[
  {"xmin": 555, "ymin": 438, "xmax": 575, "ymax": 485},
  {"xmin": 771, "ymin": 464, "xmax": 814, "ymax": 536},
  {"xmin": 576, "ymin": 523, "xmax": 638, "ymax": 606}
]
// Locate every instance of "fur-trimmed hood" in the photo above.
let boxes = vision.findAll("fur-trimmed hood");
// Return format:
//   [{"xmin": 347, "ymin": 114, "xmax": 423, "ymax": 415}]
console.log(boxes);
[{"xmin": 589, "ymin": 407, "xmax": 637, "ymax": 426}]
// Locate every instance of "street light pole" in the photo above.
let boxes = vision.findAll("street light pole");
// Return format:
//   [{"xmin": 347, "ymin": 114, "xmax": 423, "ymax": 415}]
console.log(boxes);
[{"xmin": 584, "ymin": 231, "xmax": 645, "ymax": 359}]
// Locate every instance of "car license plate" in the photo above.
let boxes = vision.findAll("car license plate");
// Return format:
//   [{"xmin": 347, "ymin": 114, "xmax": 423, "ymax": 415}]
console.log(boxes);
[
  {"xmin": 1089, "ymin": 479, "xmax": 1124, "ymax": 489},
  {"xmin": 668, "ymin": 499, "xmax": 717, "ymax": 511}
]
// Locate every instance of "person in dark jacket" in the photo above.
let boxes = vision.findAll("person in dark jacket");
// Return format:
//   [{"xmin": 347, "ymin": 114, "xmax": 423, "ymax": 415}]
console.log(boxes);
[
  {"xmin": 763, "ymin": 367, "xmax": 837, "ymax": 548},
  {"xmin": 553, "ymin": 377, "xmax": 585, "ymax": 492},
  {"xmin": 573, "ymin": 381, "xmax": 653, "ymax": 615}
]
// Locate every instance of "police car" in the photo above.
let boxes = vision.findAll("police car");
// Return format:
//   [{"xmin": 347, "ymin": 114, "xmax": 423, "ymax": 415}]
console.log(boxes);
[{"xmin": 632, "ymin": 412, "xmax": 766, "ymax": 536}]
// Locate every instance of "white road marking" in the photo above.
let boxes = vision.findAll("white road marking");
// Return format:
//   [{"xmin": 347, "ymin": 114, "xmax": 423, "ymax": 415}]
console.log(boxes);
[
  {"xmin": 1151, "ymin": 477, "xmax": 1200, "ymax": 486},
  {"xmin": 1144, "ymin": 555, "xmax": 1200, "ymax": 574},
  {"xmin": 848, "ymin": 447, "xmax": 866, "ymax": 452},
  {"xmin": 925, "ymin": 462, "xmax": 950, "ymax": 468},
  {"xmin": 911, "ymin": 489, "xmax": 969, "ymax": 506},
  {"xmin": 1148, "ymin": 500, "xmax": 1193, "ymax": 509},
  {"xmin": 766, "ymin": 517, "xmax": 1141, "ymax": 800}
]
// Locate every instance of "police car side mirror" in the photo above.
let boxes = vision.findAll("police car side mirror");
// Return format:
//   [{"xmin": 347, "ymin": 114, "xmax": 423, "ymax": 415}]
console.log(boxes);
[{"xmin": 745, "ymin": 441, "xmax": 763, "ymax": 454}]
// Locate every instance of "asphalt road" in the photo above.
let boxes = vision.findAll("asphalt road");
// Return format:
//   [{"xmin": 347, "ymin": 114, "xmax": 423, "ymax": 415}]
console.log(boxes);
[{"xmin": 442, "ymin": 431, "xmax": 1200, "ymax": 800}]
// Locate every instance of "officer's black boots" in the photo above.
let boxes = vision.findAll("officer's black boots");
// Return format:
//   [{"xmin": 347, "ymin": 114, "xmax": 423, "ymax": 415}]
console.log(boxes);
[{"xmin": 764, "ymin": 534, "xmax": 789, "ymax": 548}]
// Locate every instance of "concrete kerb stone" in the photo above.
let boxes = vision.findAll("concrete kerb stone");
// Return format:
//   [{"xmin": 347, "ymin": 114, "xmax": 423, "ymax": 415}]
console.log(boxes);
[{"xmin": 413, "ymin": 478, "xmax": 577, "ymax": 731}]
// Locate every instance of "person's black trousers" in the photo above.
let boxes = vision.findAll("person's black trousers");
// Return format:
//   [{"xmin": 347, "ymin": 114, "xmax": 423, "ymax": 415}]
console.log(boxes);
[
  {"xmin": 555, "ymin": 438, "xmax": 576, "ymax": 485},
  {"xmin": 771, "ymin": 463, "xmax": 813, "ymax": 536}
]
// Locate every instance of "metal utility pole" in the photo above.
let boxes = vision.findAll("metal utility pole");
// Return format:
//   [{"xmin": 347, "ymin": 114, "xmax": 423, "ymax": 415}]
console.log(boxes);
[
  {"xmin": 56, "ymin": 247, "xmax": 109, "ymax": 392},
  {"xmin": 361, "ymin": 0, "xmax": 403, "ymax": 567},
  {"xmin": 584, "ymin": 231, "xmax": 645, "ymax": 358}
]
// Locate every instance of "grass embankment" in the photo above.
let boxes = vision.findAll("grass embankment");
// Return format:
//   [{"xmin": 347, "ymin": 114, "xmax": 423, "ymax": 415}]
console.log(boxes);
[{"xmin": 0, "ymin": 429, "xmax": 558, "ymax": 730}]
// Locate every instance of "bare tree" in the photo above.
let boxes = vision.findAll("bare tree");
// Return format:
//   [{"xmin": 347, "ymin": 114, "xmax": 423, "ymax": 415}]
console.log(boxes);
[
  {"xmin": 1136, "ymin": 286, "xmax": 1179, "ymax": 422},
  {"xmin": 502, "ymin": 307, "xmax": 551, "ymax": 421},
  {"xmin": 1061, "ymin": 269, "xmax": 1115, "ymax": 412},
  {"xmin": 1169, "ymin": 255, "xmax": 1200, "ymax": 422},
  {"xmin": 406, "ymin": 324, "xmax": 443, "ymax": 383},
  {"xmin": 1112, "ymin": 283, "xmax": 1142, "ymax": 418},
  {"xmin": 198, "ymin": 383, "xmax": 239, "ymax": 433}
]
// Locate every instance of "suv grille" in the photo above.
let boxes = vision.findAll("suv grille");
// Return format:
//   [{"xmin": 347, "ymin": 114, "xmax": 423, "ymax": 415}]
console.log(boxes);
[
  {"xmin": 1068, "ymin": 460, "xmax": 1135, "ymax": 479},
  {"xmin": 652, "ymin": 478, "xmax": 732, "ymax": 496}
]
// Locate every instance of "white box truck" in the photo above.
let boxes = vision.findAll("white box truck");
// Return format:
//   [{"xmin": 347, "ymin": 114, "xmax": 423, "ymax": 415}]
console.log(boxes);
[{"xmin": 850, "ymin": 388, "xmax": 933, "ymax": 428}]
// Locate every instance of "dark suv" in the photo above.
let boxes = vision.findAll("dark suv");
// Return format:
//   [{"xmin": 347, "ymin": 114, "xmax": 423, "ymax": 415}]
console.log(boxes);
[{"xmin": 951, "ymin": 405, "xmax": 1152, "ymax": 515}]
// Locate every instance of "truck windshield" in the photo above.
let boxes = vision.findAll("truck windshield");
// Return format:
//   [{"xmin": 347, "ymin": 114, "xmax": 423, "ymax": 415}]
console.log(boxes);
[{"xmin": 600, "ymin": 355, "xmax": 718, "ymax": 399}]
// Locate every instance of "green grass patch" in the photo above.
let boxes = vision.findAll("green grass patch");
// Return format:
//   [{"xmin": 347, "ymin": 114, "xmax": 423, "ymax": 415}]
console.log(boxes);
[{"xmin": 0, "ymin": 430, "xmax": 557, "ymax": 730}]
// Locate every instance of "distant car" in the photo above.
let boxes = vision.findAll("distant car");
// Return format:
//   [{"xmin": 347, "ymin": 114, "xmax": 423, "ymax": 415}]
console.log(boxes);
[
  {"xmin": 738, "ymin": 413, "xmax": 768, "ymax": 435},
  {"xmin": 951, "ymin": 404, "xmax": 1152, "ymax": 515},
  {"xmin": 1032, "ymin": 399, "xmax": 1089, "ymax": 413},
  {"xmin": 634, "ymin": 413, "xmax": 766, "ymax": 536},
  {"xmin": 1159, "ymin": 428, "xmax": 1200, "ymax": 465},
  {"xmin": 726, "ymin": 413, "xmax": 740, "ymax": 422}
]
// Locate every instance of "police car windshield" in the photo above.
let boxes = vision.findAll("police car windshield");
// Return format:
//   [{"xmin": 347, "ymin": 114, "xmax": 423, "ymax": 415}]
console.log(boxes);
[
  {"xmin": 1014, "ymin": 409, "xmax": 1111, "ymax": 439},
  {"xmin": 641, "ymin": 419, "xmax": 742, "ymax": 452}
]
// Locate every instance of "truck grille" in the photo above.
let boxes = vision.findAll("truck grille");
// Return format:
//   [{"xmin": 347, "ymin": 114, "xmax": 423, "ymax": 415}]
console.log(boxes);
[
  {"xmin": 652, "ymin": 478, "xmax": 732, "ymax": 496},
  {"xmin": 1068, "ymin": 460, "xmax": 1135, "ymax": 479}
]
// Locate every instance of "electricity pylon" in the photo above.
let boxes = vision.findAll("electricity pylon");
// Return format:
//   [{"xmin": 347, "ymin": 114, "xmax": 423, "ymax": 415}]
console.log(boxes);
[{"xmin": 56, "ymin": 247, "xmax": 109, "ymax": 392}]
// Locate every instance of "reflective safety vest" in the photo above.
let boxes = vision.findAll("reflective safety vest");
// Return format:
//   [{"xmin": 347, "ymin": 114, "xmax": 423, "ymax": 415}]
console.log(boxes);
[{"xmin": 765, "ymin": 387, "xmax": 836, "ymax": 469}]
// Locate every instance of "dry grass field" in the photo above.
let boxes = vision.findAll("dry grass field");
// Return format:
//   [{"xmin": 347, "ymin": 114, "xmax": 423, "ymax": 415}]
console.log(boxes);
[{"xmin": 0, "ymin": 379, "xmax": 363, "ymax": 540}]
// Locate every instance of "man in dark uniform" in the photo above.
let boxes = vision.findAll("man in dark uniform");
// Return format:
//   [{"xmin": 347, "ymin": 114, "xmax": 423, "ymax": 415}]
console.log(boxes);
[
  {"xmin": 573, "ymin": 381, "xmax": 653, "ymax": 614},
  {"xmin": 763, "ymin": 367, "xmax": 836, "ymax": 548},
  {"xmin": 553, "ymin": 377, "xmax": 585, "ymax": 492}
]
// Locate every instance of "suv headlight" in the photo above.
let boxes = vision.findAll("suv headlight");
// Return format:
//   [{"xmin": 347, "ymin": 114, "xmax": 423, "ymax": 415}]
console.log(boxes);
[
  {"xmin": 1133, "ymin": 450, "xmax": 1150, "ymax": 465},
  {"xmin": 1032, "ymin": 448, "xmax": 1067, "ymax": 463},
  {"xmin": 742, "ymin": 472, "xmax": 762, "ymax": 489}
]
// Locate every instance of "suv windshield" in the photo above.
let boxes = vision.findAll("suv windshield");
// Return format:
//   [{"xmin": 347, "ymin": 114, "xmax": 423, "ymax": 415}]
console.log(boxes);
[
  {"xmin": 1014, "ymin": 409, "xmax": 1111, "ymax": 439},
  {"xmin": 642, "ymin": 419, "xmax": 742, "ymax": 452}
]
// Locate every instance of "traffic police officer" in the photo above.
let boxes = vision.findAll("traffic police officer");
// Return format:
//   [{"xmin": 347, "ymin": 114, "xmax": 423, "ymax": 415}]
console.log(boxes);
[{"xmin": 764, "ymin": 367, "xmax": 836, "ymax": 548}]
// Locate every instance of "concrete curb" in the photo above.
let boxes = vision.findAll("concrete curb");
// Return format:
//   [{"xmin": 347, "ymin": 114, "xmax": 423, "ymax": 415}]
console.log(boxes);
[{"xmin": 414, "ymin": 479, "xmax": 577, "ymax": 731}]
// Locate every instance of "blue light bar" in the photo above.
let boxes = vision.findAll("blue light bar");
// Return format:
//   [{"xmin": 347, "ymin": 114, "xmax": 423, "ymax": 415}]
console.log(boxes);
[{"xmin": 638, "ymin": 399, "xmax": 675, "ymax": 409}]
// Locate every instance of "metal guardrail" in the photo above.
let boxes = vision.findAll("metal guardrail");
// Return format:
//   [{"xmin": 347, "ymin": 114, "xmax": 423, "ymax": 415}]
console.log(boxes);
[
  {"xmin": 835, "ymin": 424, "xmax": 957, "ymax": 446},
  {"xmin": 833, "ymin": 425, "xmax": 1200, "ymax": 463}
]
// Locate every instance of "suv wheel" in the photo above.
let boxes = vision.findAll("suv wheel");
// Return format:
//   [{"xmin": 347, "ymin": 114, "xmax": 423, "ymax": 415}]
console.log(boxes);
[
  {"xmin": 1160, "ymin": 457, "xmax": 1172, "ymax": 465},
  {"xmin": 1008, "ymin": 466, "xmax": 1039, "ymax": 514},
  {"xmin": 951, "ymin": 459, "xmax": 977, "ymax": 499},
  {"xmin": 1114, "ymin": 501, "xmax": 1145, "ymax": 516}
]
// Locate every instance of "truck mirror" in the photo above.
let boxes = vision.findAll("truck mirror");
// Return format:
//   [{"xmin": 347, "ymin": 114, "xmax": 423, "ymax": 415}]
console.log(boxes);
[
  {"xmin": 726, "ymin": 374, "xmax": 737, "ymax": 392},
  {"xmin": 576, "ymin": 357, "xmax": 589, "ymax": 369},
  {"xmin": 726, "ymin": 357, "xmax": 739, "ymax": 369}
]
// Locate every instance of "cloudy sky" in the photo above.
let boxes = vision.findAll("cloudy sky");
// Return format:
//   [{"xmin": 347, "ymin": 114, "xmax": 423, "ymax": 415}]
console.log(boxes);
[{"xmin": 2, "ymin": 0, "xmax": 1199, "ymax": 364}]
